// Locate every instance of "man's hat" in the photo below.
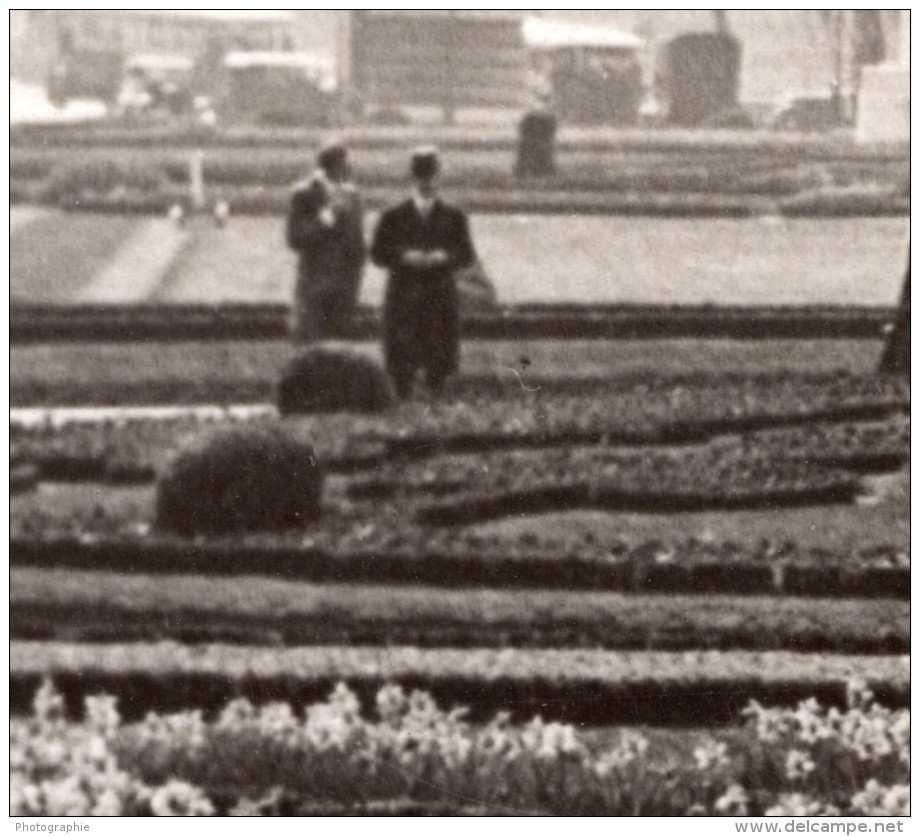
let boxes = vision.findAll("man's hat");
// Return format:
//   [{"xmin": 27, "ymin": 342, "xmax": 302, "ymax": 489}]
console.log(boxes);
[
  {"xmin": 317, "ymin": 140, "xmax": 348, "ymax": 173},
  {"xmin": 410, "ymin": 146, "xmax": 440, "ymax": 180}
]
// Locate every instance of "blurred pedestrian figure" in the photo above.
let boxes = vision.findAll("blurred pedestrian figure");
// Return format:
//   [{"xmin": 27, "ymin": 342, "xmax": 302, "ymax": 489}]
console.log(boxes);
[
  {"xmin": 370, "ymin": 147, "xmax": 477, "ymax": 398},
  {"xmin": 287, "ymin": 141, "xmax": 366, "ymax": 341}
]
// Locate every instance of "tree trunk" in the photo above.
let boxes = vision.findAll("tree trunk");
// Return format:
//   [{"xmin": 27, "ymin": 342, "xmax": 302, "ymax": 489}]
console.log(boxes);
[{"xmin": 879, "ymin": 247, "xmax": 910, "ymax": 376}]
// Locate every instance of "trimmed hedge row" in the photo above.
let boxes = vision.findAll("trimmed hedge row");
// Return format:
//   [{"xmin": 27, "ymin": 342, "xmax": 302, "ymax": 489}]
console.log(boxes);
[
  {"xmin": 13, "ymin": 182, "xmax": 908, "ymax": 218},
  {"xmin": 9, "ymin": 537, "xmax": 910, "ymax": 598},
  {"xmin": 414, "ymin": 478, "xmax": 859, "ymax": 526},
  {"xmin": 9, "ymin": 303, "xmax": 897, "ymax": 344},
  {"xmin": 11, "ymin": 145, "xmax": 907, "ymax": 194},
  {"xmin": 9, "ymin": 372, "xmax": 902, "ymax": 412},
  {"xmin": 372, "ymin": 401, "xmax": 906, "ymax": 459},
  {"xmin": 10, "ymin": 464, "xmax": 39, "ymax": 495},
  {"xmin": 9, "ymin": 121, "xmax": 909, "ymax": 159},
  {"xmin": 9, "ymin": 642, "xmax": 909, "ymax": 723}
]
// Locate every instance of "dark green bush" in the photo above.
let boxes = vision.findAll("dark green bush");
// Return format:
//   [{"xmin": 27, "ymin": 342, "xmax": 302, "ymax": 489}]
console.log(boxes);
[
  {"xmin": 156, "ymin": 425, "xmax": 323, "ymax": 535},
  {"xmin": 278, "ymin": 349, "xmax": 396, "ymax": 415}
]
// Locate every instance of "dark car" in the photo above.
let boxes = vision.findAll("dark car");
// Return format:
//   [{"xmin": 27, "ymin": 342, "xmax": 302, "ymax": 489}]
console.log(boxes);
[{"xmin": 772, "ymin": 96, "xmax": 842, "ymax": 132}]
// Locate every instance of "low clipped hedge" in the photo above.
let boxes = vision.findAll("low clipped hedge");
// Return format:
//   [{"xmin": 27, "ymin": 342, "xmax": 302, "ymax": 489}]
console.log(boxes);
[
  {"xmin": 155, "ymin": 425, "xmax": 323, "ymax": 535},
  {"xmin": 9, "ymin": 536, "xmax": 911, "ymax": 599},
  {"xmin": 780, "ymin": 185, "xmax": 910, "ymax": 217},
  {"xmin": 43, "ymin": 159, "xmax": 167, "ymax": 208},
  {"xmin": 28, "ymin": 185, "xmax": 908, "ymax": 218},
  {"xmin": 278, "ymin": 348, "xmax": 396, "ymax": 415},
  {"xmin": 10, "ymin": 464, "xmax": 39, "ymax": 495},
  {"xmin": 10, "ymin": 569, "xmax": 909, "ymax": 653}
]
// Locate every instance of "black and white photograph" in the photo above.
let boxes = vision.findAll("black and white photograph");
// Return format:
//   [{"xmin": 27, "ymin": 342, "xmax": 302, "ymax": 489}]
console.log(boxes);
[{"xmin": 9, "ymin": 9, "xmax": 910, "ymax": 821}]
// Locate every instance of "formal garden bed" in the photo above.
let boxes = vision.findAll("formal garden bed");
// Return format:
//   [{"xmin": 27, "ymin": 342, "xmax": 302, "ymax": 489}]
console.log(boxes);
[
  {"xmin": 10, "ymin": 125, "xmax": 908, "ymax": 217},
  {"xmin": 10, "ymin": 644, "xmax": 909, "ymax": 725},
  {"xmin": 11, "ymin": 678, "xmax": 909, "ymax": 815},
  {"xmin": 10, "ymin": 369, "xmax": 909, "ymax": 598},
  {"xmin": 10, "ymin": 373, "xmax": 909, "ymax": 473},
  {"xmin": 9, "ymin": 314, "xmax": 909, "ymax": 815},
  {"xmin": 9, "ymin": 109, "xmax": 910, "ymax": 814}
]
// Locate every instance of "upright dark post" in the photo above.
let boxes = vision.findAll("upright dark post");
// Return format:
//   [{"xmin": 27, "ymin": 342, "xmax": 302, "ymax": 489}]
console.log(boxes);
[
  {"xmin": 515, "ymin": 105, "xmax": 558, "ymax": 177},
  {"xmin": 879, "ymin": 245, "xmax": 910, "ymax": 376}
]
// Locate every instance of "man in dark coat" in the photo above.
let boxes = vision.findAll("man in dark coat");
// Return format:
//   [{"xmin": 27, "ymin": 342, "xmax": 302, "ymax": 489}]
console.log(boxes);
[
  {"xmin": 370, "ymin": 147, "xmax": 476, "ymax": 398},
  {"xmin": 287, "ymin": 141, "xmax": 366, "ymax": 341}
]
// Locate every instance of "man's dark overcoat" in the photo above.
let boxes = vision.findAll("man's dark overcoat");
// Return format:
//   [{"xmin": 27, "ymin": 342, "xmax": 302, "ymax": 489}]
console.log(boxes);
[
  {"xmin": 286, "ymin": 174, "xmax": 365, "ymax": 340},
  {"xmin": 370, "ymin": 199, "xmax": 476, "ymax": 384}
]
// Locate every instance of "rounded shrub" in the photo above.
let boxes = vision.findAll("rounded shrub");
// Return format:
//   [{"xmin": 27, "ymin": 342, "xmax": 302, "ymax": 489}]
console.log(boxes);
[
  {"xmin": 278, "ymin": 349, "xmax": 397, "ymax": 415},
  {"xmin": 156, "ymin": 425, "xmax": 323, "ymax": 535}
]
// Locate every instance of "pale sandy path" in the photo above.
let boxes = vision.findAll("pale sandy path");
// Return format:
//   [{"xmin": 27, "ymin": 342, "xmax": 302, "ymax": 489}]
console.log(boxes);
[
  {"xmin": 10, "ymin": 404, "xmax": 276, "ymax": 429},
  {"xmin": 76, "ymin": 219, "xmax": 190, "ymax": 303},
  {"xmin": 9, "ymin": 206, "xmax": 49, "ymax": 236},
  {"xmin": 158, "ymin": 215, "xmax": 909, "ymax": 308}
]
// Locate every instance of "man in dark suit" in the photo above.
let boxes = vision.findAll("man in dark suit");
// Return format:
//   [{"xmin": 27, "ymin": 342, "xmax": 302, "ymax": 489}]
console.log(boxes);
[
  {"xmin": 370, "ymin": 147, "xmax": 477, "ymax": 398},
  {"xmin": 287, "ymin": 141, "xmax": 366, "ymax": 341}
]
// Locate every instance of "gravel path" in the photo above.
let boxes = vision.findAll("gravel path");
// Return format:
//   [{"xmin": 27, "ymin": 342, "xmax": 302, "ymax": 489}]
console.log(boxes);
[
  {"xmin": 9, "ymin": 206, "xmax": 49, "ymax": 235},
  {"xmin": 9, "ymin": 403, "xmax": 276, "ymax": 428},
  {"xmin": 11, "ymin": 213, "xmax": 908, "ymax": 307},
  {"xmin": 76, "ymin": 219, "xmax": 190, "ymax": 303}
]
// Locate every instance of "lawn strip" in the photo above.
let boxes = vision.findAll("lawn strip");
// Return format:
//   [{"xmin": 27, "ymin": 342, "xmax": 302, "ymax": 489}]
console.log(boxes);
[
  {"xmin": 9, "ymin": 536, "xmax": 909, "ymax": 599},
  {"xmin": 10, "ymin": 213, "xmax": 140, "ymax": 302},
  {"xmin": 10, "ymin": 341, "xmax": 888, "ymax": 409},
  {"xmin": 10, "ymin": 642, "xmax": 908, "ymax": 725},
  {"xmin": 11, "ymin": 569, "xmax": 908, "ymax": 653}
]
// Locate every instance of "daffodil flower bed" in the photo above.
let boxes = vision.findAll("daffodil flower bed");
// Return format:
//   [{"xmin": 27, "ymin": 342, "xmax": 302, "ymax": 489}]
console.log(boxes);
[
  {"xmin": 10, "ymin": 642, "xmax": 909, "ymax": 726},
  {"xmin": 11, "ymin": 679, "xmax": 908, "ymax": 816}
]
